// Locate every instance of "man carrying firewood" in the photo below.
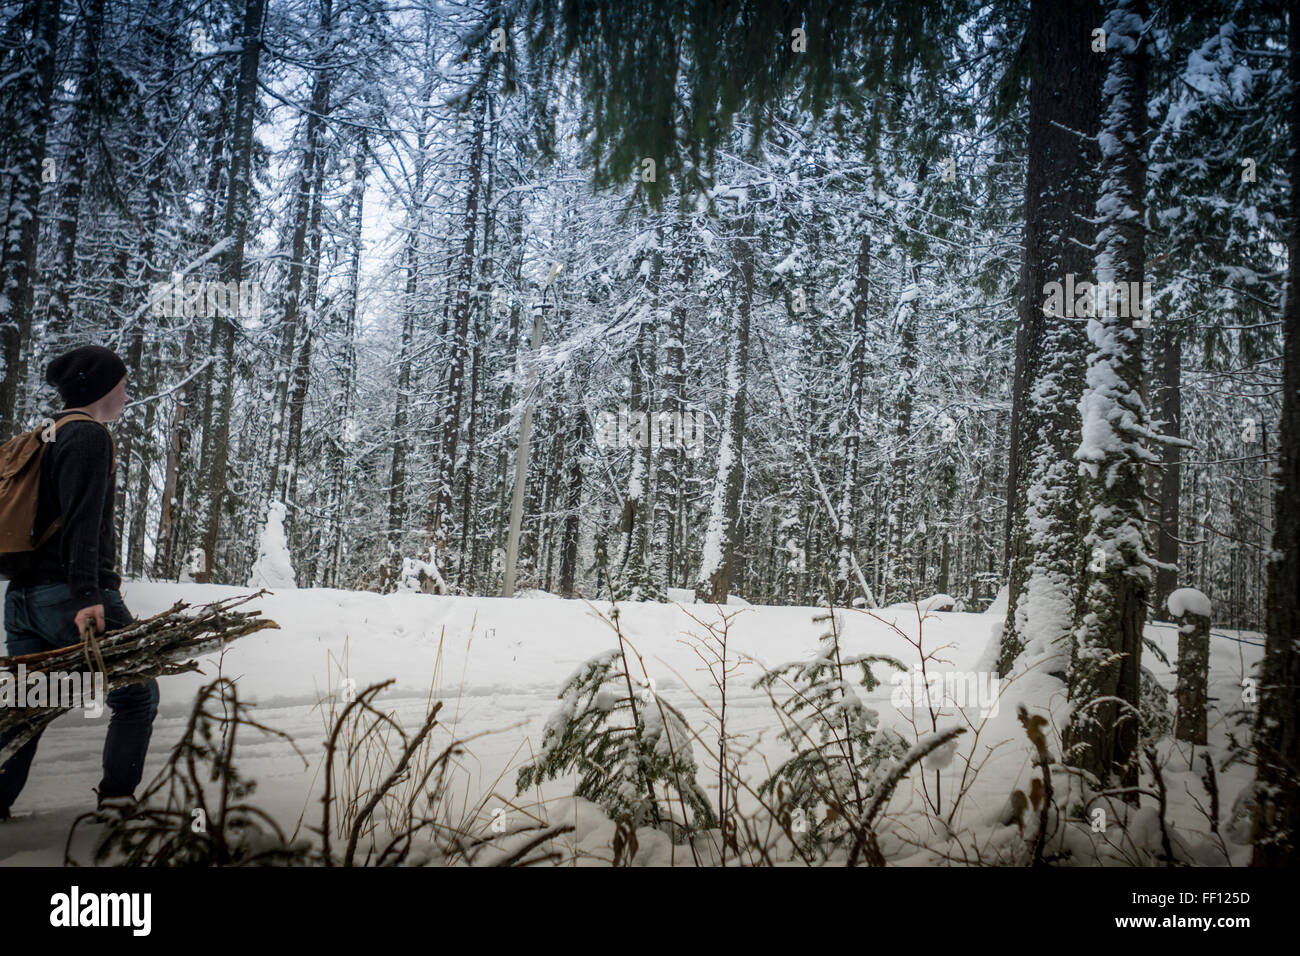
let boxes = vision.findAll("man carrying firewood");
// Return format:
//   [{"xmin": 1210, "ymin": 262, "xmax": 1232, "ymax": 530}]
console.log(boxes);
[{"xmin": 0, "ymin": 345, "xmax": 158, "ymax": 822}]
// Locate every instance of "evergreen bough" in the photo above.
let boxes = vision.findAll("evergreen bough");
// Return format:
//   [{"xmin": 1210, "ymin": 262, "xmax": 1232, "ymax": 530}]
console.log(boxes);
[
  {"xmin": 756, "ymin": 609, "xmax": 909, "ymax": 850},
  {"xmin": 517, "ymin": 647, "xmax": 715, "ymax": 835}
]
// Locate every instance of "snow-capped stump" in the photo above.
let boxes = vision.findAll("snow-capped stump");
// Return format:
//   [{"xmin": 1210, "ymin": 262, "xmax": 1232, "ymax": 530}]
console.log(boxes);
[
  {"xmin": 919, "ymin": 593, "xmax": 956, "ymax": 615},
  {"xmin": 1168, "ymin": 587, "xmax": 1212, "ymax": 622},
  {"xmin": 1168, "ymin": 588, "xmax": 1212, "ymax": 746}
]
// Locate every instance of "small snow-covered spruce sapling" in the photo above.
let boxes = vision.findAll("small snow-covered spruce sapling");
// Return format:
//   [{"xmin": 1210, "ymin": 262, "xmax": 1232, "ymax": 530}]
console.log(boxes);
[
  {"xmin": 516, "ymin": 629, "xmax": 715, "ymax": 838},
  {"xmin": 754, "ymin": 609, "xmax": 910, "ymax": 853}
]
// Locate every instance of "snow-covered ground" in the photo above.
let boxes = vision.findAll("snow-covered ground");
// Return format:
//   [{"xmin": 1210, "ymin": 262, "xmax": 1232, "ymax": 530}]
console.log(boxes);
[{"xmin": 0, "ymin": 580, "xmax": 1262, "ymax": 866}]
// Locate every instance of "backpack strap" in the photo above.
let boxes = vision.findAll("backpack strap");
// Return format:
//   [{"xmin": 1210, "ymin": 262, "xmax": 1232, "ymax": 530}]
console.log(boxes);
[
  {"xmin": 54, "ymin": 410, "xmax": 101, "ymax": 428},
  {"xmin": 31, "ymin": 412, "xmax": 113, "ymax": 548}
]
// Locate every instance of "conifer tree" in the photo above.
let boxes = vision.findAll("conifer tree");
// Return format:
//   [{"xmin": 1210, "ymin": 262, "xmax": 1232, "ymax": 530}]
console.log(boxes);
[
  {"xmin": 1252, "ymin": 0, "xmax": 1300, "ymax": 867},
  {"xmin": 1064, "ymin": 0, "xmax": 1154, "ymax": 791}
]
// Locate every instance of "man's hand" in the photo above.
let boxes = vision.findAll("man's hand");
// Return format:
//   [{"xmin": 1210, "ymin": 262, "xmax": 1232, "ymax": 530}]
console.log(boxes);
[{"xmin": 74, "ymin": 604, "xmax": 105, "ymax": 638}]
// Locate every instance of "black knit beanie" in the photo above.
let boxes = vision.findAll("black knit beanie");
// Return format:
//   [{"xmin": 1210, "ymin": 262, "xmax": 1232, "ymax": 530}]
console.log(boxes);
[{"xmin": 45, "ymin": 345, "xmax": 128, "ymax": 407}]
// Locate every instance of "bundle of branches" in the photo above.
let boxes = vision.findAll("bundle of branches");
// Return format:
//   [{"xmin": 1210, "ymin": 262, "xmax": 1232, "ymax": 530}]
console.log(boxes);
[{"xmin": 0, "ymin": 591, "xmax": 278, "ymax": 768}]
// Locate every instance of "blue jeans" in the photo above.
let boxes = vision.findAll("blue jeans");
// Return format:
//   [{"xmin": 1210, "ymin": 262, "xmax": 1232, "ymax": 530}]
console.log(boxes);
[{"xmin": 0, "ymin": 584, "xmax": 159, "ymax": 810}]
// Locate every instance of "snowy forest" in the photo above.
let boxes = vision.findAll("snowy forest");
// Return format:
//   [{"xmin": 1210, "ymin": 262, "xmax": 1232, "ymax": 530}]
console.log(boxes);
[{"xmin": 0, "ymin": 0, "xmax": 1298, "ymax": 874}]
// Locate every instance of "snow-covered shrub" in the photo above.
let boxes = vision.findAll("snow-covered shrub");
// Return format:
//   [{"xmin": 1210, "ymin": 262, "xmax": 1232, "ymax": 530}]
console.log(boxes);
[
  {"xmin": 247, "ymin": 500, "xmax": 297, "ymax": 589},
  {"xmin": 754, "ymin": 610, "xmax": 910, "ymax": 852},
  {"xmin": 516, "ymin": 648, "xmax": 715, "ymax": 836},
  {"xmin": 397, "ymin": 547, "xmax": 448, "ymax": 593}
]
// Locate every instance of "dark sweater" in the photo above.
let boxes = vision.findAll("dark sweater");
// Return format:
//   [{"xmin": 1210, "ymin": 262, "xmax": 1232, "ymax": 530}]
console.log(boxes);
[{"xmin": 2, "ymin": 413, "xmax": 119, "ymax": 611}]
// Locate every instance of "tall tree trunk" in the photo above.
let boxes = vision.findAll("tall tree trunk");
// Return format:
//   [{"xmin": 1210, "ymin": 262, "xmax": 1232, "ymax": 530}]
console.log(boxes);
[
  {"xmin": 116, "ymin": 292, "xmax": 148, "ymax": 566},
  {"xmin": 885, "ymin": 263, "xmax": 919, "ymax": 604},
  {"xmin": 457, "ymin": 315, "xmax": 482, "ymax": 589},
  {"xmin": 125, "ymin": 356, "xmax": 157, "ymax": 577},
  {"xmin": 696, "ymin": 204, "xmax": 752, "ymax": 603},
  {"xmin": 326, "ymin": 136, "xmax": 366, "ymax": 587},
  {"xmin": 123, "ymin": 7, "xmax": 182, "ymax": 578},
  {"xmin": 486, "ymin": 209, "xmax": 524, "ymax": 582},
  {"xmin": 283, "ymin": 120, "xmax": 328, "ymax": 541},
  {"xmin": 1251, "ymin": 2, "xmax": 1300, "ymax": 867},
  {"xmin": 44, "ymin": 0, "xmax": 105, "ymax": 354},
  {"xmin": 1153, "ymin": 325, "xmax": 1182, "ymax": 616},
  {"xmin": 424, "ymin": 91, "xmax": 488, "ymax": 591},
  {"xmin": 172, "ymin": 70, "xmax": 234, "ymax": 579},
  {"xmin": 385, "ymin": 229, "xmax": 419, "ymax": 584},
  {"xmin": 382, "ymin": 106, "xmax": 432, "ymax": 589},
  {"xmin": 654, "ymin": 219, "xmax": 692, "ymax": 591},
  {"xmin": 0, "ymin": 0, "xmax": 62, "ymax": 435},
  {"xmin": 458, "ymin": 104, "xmax": 497, "ymax": 591},
  {"xmin": 999, "ymin": 0, "xmax": 1104, "ymax": 674},
  {"xmin": 153, "ymin": 63, "xmax": 226, "ymax": 580},
  {"xmin": 284, "ymin": 320, "xmax": 313, "ymax": 509},
  {"xmin": 557, "ymin": 369, "xmax": 586, "ymax": 598},
  {"xmin": 621, "ymin": 228, "xmax": 661, "ymax": 599},
  {"xmin": 197, "ymin": 0, "xmax": 265, "ymax": 581},
  {"xmin": 1064, "ymin": 0, "xmax": 1150, "ymax": 794},
  {"xmin": 154, "ymin": 326, "xmax": 194, "ymax": 578},
  {"xmin": 836, "ymin": 232, "xmax": 870, "ymax": 604},
  {"xmin": 266, "ymin": 0, "xmax": 333, "ymax": 508}
]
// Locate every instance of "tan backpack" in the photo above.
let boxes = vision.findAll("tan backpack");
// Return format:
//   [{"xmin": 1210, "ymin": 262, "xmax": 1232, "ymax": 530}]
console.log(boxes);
[{"xmin": 0, "ymin": 412, "xmax": 100, "ymax": 554}]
